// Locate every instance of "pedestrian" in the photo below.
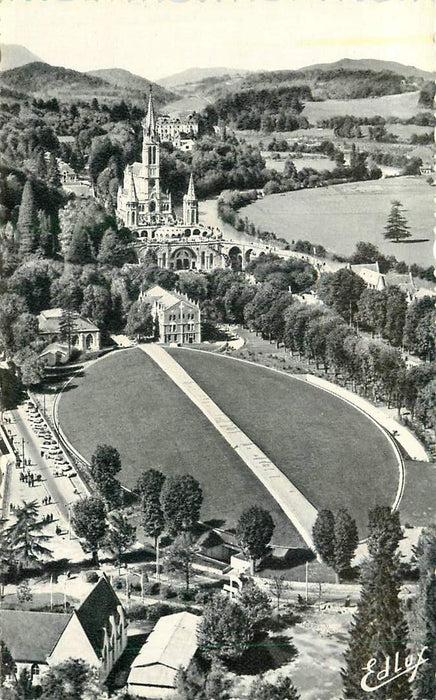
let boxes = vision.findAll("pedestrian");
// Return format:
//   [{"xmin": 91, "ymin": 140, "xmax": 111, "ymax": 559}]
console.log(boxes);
[
  {"xmin": 48, "ymin": 495, "xmax": 51, "ymax": 504},
  {"xmin": 42, "ymin": 496, "xmax": 46, "ymax": 506}
]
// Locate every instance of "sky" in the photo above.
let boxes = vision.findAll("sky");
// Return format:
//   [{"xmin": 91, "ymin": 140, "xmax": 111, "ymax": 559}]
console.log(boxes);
[{"xmin": 1, "ymin": 0, "xmax": 434, "ymax": 80}]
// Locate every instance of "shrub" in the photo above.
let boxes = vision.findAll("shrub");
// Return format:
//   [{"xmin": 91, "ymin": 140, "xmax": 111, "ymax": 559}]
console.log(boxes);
[
  {"xmin": 83, "ymin": 571, "xmax": 99, "ymax": 583},
  {"xmin": 162, "ymin": 585, "xmax": 177, "ymax": 599},
  {"xmin": 144, "ymin": 582, "xmax": 160, "ymax": 596},
  {"xmin": 145, "ymin": 603, "xmax": 173, "ymax": 621},
  {"xmin": 178, "ymin": 589, "xmax": 196, "ymax": 602},
  {"xmin": 195, "ymin": 588, "xmax": 214, "ymax": 604}
]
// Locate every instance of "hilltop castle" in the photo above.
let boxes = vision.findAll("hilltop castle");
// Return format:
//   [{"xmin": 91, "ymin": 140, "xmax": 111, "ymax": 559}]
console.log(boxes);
[{"xmin": 116, "ymin": 92, "xmax": 228, "ymax": 271}]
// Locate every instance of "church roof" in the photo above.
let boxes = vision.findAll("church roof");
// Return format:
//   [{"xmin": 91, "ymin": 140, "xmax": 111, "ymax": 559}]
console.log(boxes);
[
  {"xmin": 0, "ymin": 610, "xmax": 72, "ymax": 662},
  {"xmin": 75, "ymin": 575, "xmax": 124, "ymax": 657}
]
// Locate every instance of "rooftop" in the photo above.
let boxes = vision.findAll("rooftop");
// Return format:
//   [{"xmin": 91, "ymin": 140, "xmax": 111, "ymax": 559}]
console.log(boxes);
[
  {"xmin": 144, "ymin": 284, "xmax": 200, "ymax": 309},
  {"xmin": 0, "ymin": 610, "xmax": 72, "ymax": 663},
  {"xmin": 130, "ymin": 611, "xmax": 199, "ymax": 674},
  {"xmin": 75, "ymin": 575, "xmax": 124, "ymax": 657},
  {"xmin": 38, "ymin": 309, "xmax": 99, "ymax": 334}
]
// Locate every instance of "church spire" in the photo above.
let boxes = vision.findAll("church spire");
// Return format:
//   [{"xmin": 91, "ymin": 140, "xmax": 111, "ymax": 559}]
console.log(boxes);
[
  {"xmin": 186, "ymin": 173, "xmax": 196, "ymax": 199},
  {"xmin": 127, "ymin": 165, "xmax": 137, "ymax": 202},
  {"xmin": 144, "ymin": 88, "xmax": 156, "ymax": 139},
  {"xmin": 183, "ymin": 173, "xmax": 198, "ymax": 225}
]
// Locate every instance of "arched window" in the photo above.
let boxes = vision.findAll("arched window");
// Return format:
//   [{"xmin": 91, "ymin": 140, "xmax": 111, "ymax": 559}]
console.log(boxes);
[
  {"xmin": 131, "ymin": 211, "xmax": 136, "ymax": 225},
  {"xmin": 31, "ymin": 664, "xmax": 40, "ymax": 677},
  {"xmin": 85, "ymin": 334, "xmax": 94, "ymax": 350},
  {"xmin": 71, "ymin": 335, "xmax": 79, "ymax": 346}
]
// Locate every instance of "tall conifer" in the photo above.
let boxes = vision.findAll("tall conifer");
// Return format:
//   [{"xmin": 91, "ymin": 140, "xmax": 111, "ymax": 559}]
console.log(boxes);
[
  {"xmin": 17, "ymin": 180, "xmax": 38, "ymax": 256},
  {"xmin": 342, "ymin": 507, "xmax": 411, "ymax": 699},
  {"xmin": 414, "ymin": 525, "xmax": 436, "ymax": 699}
]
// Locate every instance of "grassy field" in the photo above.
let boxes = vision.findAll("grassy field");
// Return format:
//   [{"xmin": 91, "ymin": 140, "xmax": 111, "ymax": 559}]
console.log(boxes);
[
  {"xmin": 167, "ymin": 349, "xmax": 399, "ymax": 536},
  {"xmin": 58, "ymin": 349, "xmax": 305, "ymax": 547},
  {"xmin": 302, "ymin": 91, "xmax": 422, "ymax": 122},
  {"xmin": 241, "ymin": 176, "xmax": 434, "ymax": 267}
]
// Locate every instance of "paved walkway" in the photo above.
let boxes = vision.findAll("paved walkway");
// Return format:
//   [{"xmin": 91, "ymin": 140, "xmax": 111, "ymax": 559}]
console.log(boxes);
[
  {"xmin": 3, "ymin": 406, "xmax": 85, "ymax": 562},
  {"xmin": 139, "ymin": 344, "xmax": 318, "ymax": 550}
]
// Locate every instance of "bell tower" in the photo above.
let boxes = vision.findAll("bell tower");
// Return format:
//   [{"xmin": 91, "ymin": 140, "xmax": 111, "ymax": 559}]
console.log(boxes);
[
  {"xmin": 183, "ymin": 173, "xmax": 199, "ymax": 225},
  {"xmin": 142, "ymin": 89, "xmax": 160, "ymax": 199}
]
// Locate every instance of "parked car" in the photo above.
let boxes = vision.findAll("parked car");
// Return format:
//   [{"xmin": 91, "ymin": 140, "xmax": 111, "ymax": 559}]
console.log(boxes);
[{"xmin": 41, "ymin": 440, "xmax": 57, "ymax": 448}]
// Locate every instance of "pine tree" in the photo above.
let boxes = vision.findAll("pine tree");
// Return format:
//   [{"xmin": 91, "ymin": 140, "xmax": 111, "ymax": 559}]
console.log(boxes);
[
  {"xmin": 33, "ymin": 148, "xmax": 47, "ymax": 179},
  {"xmin": 334, "ymin": 508, "xmax": 359, "ymax": 578},
  {"xmin": 59, "ymin": 308, "xmax": 77, "ymax": 353},
  {"xmin": 66, "ymin": 226, "xmax": 93, "ymax": 264},
  {"xmin": 384, "ymin": 201, "xmax": 411, "ymax": 242},
  {"xmin": 342, "ymin": 507, "xmax": 411, "ymax": 700},
  {"xmin": 312, "ymin": 509, "xmax": 335, "ymax": 568},
  {"xmin": 17, "ymin": 180, "xmax": 38, "ymax": 256},
  {"xmin": 37, "ymin": 210, "xmax": 54, "ymax": 257},
  {"xmin": 414, "ymin": 526, "xmax": 436, "ymax": 700},
  {"xmin": 47, "ymin": 152, "xmax": 62, "ymax": 189},
  {"xmin": 342, "ymin": 556, "xmax": 411, "ymax": 699}
]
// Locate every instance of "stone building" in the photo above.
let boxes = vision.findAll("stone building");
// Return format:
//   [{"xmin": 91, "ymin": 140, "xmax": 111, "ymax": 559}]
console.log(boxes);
[
  {"xmin": 141, "ymin": 284, "xmax": 201, "ymax": 344},
  {"xmin": 116, "ymin": 92, "xmax": 227, "ymax": 272},
  {"xmin": 155, "ymin": 113, "xmax": 199, "ymax": 145},
  {"xmin": 38, "ymin": 308, "xmax": 101, "ymax": 353}
]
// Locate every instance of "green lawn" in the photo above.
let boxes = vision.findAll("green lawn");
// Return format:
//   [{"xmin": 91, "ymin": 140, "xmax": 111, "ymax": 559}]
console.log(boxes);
[
  {"xmin": 241, "ymin": 176, "xmax": 433, "ymax": 268},
  {"xmin": 301, "ymin": 91, "xmax": 421, "ymax": 121},
  {"xmin": 58, "ymin": 349, "xmax": 305, "ymax": 547},
  {"xmin": 167, "ymin": 349, "xmax": 399, "ymax": 536},
  {"xmin": 398, "ymin": 460, "xmax": 436, "ymax": 526}
]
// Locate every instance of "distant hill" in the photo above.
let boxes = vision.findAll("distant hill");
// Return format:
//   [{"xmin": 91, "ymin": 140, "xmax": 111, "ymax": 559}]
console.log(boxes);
[
  {"xmin": 0, "ymin": 43, "xmax": 42, "ymax": 71},
  {"xmin": 297, "ymin": 58, "xmax": 434, "ymax": 80},
  {"xmin": 157, "ymin": 66, "xmax": 248, "ymax": 89},
  {"xmin": 0, "ymin": 62, "xmax": 176, "ymax": 106},
  {"xmin": 87, "ymin": 68, "xmax": 177, "ymax": 104}
]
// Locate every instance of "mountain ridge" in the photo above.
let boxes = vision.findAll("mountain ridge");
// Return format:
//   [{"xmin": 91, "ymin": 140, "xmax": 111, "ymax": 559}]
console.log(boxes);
[
  {"xmin": 0, "ymin": 62, "xmax": 176, "ymax": 106},
  {"xmin": 0, "ymin": 43, "xmax": 42, "ymax": 71},
  {"xmin": 296, "ymin": 57, "xmax": 434, "ymax": 80},
  {"xmin": 157, "ymin": 66, "xmax": 249, "ymax": 89}
]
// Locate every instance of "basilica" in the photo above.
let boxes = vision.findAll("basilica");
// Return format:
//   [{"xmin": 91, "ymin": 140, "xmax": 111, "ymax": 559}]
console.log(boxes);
[{"xmin": 116, "ymin": 92, "xmax": 227, "ymax": 272}]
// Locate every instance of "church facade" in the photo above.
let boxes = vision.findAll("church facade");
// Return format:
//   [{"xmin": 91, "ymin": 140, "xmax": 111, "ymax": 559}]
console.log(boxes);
[{"xmin": 116, "ymin": 92, "xmax": 227, "ymax": 272}]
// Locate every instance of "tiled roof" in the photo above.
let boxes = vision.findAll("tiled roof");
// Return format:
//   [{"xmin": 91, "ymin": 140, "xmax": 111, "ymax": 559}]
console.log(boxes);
[
  {"xmin": 0, "ymin": 610, "xmax": 71, "ymax": 662},
  {"xmin": 75, "ymin": 575, "xmax": 124, "ymax": 657}
]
